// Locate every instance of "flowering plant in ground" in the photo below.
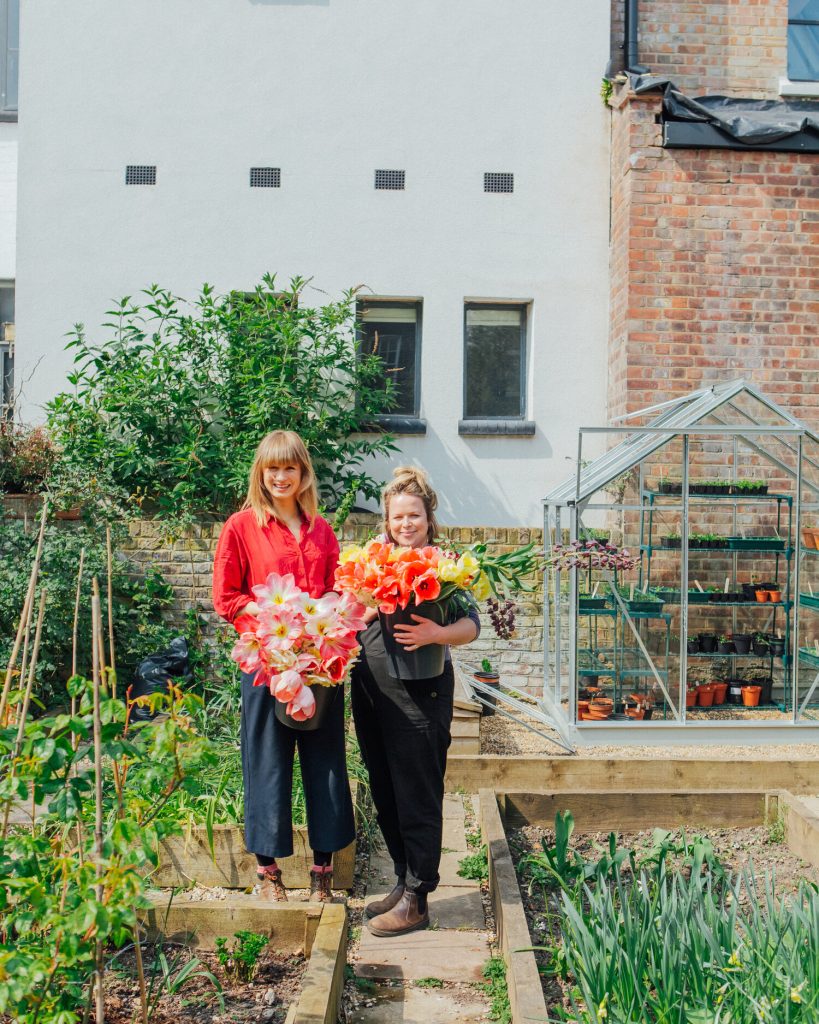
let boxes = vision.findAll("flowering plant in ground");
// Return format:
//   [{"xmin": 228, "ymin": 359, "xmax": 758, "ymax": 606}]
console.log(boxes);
[{"xmin": 230, "ymin": 573, "xmax": 366, "ymax": 721}]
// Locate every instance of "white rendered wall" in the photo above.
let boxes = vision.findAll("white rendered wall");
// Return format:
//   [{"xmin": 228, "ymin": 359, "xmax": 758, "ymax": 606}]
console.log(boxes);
[
  {"xmin": 16, "ymin": 0, "xmax": 610, "ymax": 526},
  {"xmin": 0, "ymin": 121, "xmax": 15, "ymax": 279}
]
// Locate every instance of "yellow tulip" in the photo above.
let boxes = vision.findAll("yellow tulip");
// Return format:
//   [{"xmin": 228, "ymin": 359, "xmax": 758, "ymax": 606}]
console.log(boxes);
[
  {"xmin": 339, "ymin": 545, "xmax": 363, "ymax": 564},
  {"xmin": 472, "ymin": 572, "xmax": 491, "ymax": 601},
  {"xmin": 438, "ymin": 558, "xmax": 460, "ymax": 582}
]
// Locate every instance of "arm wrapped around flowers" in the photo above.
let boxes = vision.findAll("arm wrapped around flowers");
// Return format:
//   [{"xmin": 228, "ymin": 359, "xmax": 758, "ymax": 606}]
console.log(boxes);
[{"xmin": 230, "ymin": 573, "xmax": 367, "ymax": 721}]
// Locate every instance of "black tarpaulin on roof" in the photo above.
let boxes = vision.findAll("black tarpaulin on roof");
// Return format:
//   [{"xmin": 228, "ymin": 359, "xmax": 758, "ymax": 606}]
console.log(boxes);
[{"xmin": 627, "ymin": 73, "xmax": 819, "ymax": 145}]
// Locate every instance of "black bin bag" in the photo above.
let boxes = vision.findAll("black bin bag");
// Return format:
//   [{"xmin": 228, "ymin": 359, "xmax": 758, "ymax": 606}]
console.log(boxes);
[{"xmin": 131, "ymin": 637, "xmax": 192, "ymax": 720}]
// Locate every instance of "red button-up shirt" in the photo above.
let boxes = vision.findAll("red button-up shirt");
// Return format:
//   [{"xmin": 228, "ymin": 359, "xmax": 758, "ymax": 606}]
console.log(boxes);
[{"xmin": 212, "ymin": 507, "xmax": 340, "ymax": 625}]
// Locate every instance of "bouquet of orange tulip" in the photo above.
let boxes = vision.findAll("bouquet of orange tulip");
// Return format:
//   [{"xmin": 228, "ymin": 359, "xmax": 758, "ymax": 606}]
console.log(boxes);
[
  {"xmin": 231, "ymin": 572, "xmax": 367, "ymax": 721},
  {"xmin": 334, "ymin": 539, "xmax": 490, "ymax": 616}
]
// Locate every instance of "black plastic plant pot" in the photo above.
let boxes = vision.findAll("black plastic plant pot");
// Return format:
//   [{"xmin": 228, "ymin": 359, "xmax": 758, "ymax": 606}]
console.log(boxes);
[
  {"xmin": 768, "ymin": 638, "xmax": 785, "ymax": 657},
  {"xmin": 727, "ymin": 683, "xmax": 744, "ymax": 705},
  {"xmin": 717, "ymin": 641, "xmax": 736, "ymax": 655},
  {"xmin": 732, "ymin": 634, "xmax": 751, "ymax": 655},
  {"xmin": 757, "ymin": 678, "xmax": 774, "ymax": 705},
  {"xmin": 698, "ymin": 633, "xmax": 718, "ymax": 653},
  {"xmin": 687, "ymin": 639, "xmax": 700, "ymax": 655},
  {"xmin": 663, "ymin": 537, "xmax": 681, "ymax": 549},
  {"xmin": 579, "ymin": 596, "xmax": 608, "ymax": 611},
  {"xmin": 752, "ymin": 639, "xmax": 769, "ymax": 657}
]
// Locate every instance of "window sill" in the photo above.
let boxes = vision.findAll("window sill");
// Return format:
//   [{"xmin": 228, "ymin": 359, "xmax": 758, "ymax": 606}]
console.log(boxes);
[
  {"xmin": 458, "ymin": 419, "xmax": 536, "ymax": 437},
  {"xmin": 779, "ymin": 78, "xmax": 819, "ymax": 97},
  {"xmin": 360, "ymin": 415, "xmax": 427, "ymax": 435},
  {"xmin": 0, "ymin": 112, "xmax": 18, "ymax": 123}
]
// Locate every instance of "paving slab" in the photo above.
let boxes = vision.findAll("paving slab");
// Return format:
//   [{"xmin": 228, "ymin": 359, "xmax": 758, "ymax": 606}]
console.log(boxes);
[
  {"xmin": 438, "ymin": 851, "xmax": 480, "ymax": 887},
  {"xmin": 441, "ymin": 815, "xmax": 468, "ymax": 853},
  {"xmin": 443, "ymin": 794, "xmax": 464, "ymax": 819},
  {"xmin": 349, "ymin": 984, "xmax": 489, "ymax": 1022},
  {"xmin": 355, "ymin": 928, "xmax": 491, "ymax": 981},
  {"xmin": 364, "ymin": 886, "xmax": 485, "ymax": 930}
]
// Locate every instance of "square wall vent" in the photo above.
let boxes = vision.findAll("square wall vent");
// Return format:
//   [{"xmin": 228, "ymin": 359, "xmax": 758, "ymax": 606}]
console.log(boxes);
[
  {"xmin": 484, "ymin": 172, "xmax": 514, "ymax": 193},
  {"xmin": 374, "ymin": 169, "xmax": 405, "ymax": 190},
  {"xmin": 250, "ymin": 167, "xmax": 281, "ymax": 188},
  {"xmin": 125, "ymin": 165, "xmax": 157, "ymax": 185}
]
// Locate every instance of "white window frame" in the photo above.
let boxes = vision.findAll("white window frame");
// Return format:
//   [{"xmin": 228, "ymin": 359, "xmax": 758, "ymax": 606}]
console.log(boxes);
[{"xmin": 0, "ymin": 0, "xmax": 19, "ymax": 118}]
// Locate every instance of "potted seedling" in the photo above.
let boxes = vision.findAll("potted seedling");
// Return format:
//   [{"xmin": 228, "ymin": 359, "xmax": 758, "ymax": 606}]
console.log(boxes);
[
  {"xmin": 473, "ymin": 658, "xmax": 500, "ymax": 716},
  {"xmin": 663, "ymin": 532, "xmax": 681, "ymax": 549},
  {"xmin": 686, "ymin": 635, "xmax": 700, "ymax": 655},
  {"xmin": 751, "ymin": 632, "xmax": 769, "ymax": 657},
  {"xmin": 717, "ymin": 635, "xmax": 735, "ymax": 655}
]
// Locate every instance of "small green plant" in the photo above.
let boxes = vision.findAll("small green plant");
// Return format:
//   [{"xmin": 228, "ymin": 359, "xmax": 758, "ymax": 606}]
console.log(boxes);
[
  {"xmin": 145, "ymin": 946, "xmax": 224, "ymax": 1017},
  {"xmin": 480, "ymin": 657, "xmax": 494, "ymax": 674},
  {"xmin": 215, "ymin": 930, "xmax": 269, "ymax": 982},
  {"xmin": 457, "ymin": 846, "xmax": 489, "ymax": 882},
  {"xmin": 600, "ymin": 77, "xmax": 614, "ymax": 106},
  {"xmin": 767, "ymin": 811, "xmax": 786, "ymax": 845},
  {"xmin": 415, "ymin": 977, "xmax": 444, "ymax": 988},
  {"xmin": 482, "ymin": 956, "xmax": 512, "ymax": 1024},
  {"xmin": 466, "ymin": 827, "xmax": 482, "ymax": 849}
]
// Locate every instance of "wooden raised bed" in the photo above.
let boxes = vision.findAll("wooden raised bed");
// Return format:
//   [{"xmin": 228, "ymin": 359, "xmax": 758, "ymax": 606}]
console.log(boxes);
[
  {"xmin": 152, "ymin": 781, "xmax": 359, "ymax": 889},
  {"xmin": 447, "ymin": 756, "xmax": 819, "ymax": 796},
  {"xmin": 479, "ymin": 789, "xmax": 549, "ymax": 1024},
  {"xmin": 143, "ymin": 897, "xmax": 347, "ymax": 1024},
  {"xmin": 767, "ymin": 790, "xmax": 819, "ymax": 872}
]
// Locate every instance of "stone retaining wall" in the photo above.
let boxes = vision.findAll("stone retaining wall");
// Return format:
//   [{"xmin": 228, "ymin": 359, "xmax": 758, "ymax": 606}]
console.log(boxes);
[{"xmin": 122, "ymin": 513, "xmax": 546, "ymax": 694}]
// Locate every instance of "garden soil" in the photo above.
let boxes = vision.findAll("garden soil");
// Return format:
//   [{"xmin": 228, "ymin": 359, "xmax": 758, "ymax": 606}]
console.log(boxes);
[{"xmin": 103, "ymin": 945, "xmax": 306, "ymax": 1023}]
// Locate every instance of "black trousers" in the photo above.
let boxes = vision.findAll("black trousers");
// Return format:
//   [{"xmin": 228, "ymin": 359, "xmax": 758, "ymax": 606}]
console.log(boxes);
[
  {"xmin": 351, "ymin": 624, "xmax": 454, "ymax": 894},
  {"xmin": 240, "ymin": 672, "xmax": 355, "ymax": 859}
]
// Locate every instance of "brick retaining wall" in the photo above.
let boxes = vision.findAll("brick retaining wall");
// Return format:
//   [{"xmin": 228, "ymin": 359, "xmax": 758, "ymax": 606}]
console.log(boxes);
[{"xmin": 122, "ymin": 513, "xmax": 547, "ymax": 695}]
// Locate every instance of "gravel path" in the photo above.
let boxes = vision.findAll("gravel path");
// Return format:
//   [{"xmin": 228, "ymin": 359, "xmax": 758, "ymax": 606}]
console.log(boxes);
[{"xmin": 480, "ymin": 711, "xmax": 819, "ymax": 759}]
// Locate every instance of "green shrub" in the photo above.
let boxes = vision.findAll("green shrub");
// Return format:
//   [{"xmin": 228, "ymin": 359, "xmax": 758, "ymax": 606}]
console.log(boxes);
[
  {"xmin": 47, "ymin": 276, "xmax": 398, "ymax": 530},
  {"xmin": 0, "ymin": 518, "xmax": 177, "ymax": 706}
]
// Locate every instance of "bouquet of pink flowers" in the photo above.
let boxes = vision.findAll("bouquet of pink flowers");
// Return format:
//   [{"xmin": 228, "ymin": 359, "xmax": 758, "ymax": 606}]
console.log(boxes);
[{"xmin": 230, "ymin": 573, "xmax": 367, "ymax": 721}]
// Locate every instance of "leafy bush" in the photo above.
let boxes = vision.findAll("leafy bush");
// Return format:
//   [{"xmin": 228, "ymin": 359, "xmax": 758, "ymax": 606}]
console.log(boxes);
[
  {"xmin": 0, "ymin": 518, "xmax": 177, "ymax": 706},
  {"xmin": 0, "ymin": 683, "xmax": 213, "ymax": 1022},
  {"xmin": 47, "ymin": 276, "xmax": 398, "ymax": 530},
  {"xmin": 0, "ymin": 422, "xmax": 57, "ymax": 494},
  {"xmin": 215, "ymin": 931, "xmax": 269, "ymax": 983}
]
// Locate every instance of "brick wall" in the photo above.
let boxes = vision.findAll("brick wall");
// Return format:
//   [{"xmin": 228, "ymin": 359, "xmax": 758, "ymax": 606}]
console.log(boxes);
[
  {"xmin": 609, "ymin": 0, "xmax": 788, "ymax": 97},
  {"xmin": 123, "ymin": 514, "xmax": 547, "ymax": 695},
  {"xmin": 608, "ymin": 85, "xmax": 819, "ymax": 426}
]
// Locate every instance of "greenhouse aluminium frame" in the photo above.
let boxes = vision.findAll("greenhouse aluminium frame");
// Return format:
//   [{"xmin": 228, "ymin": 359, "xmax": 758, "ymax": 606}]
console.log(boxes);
[{"xmin": 541, "ymin": 381, "xmax": 819, "ymax": 747}]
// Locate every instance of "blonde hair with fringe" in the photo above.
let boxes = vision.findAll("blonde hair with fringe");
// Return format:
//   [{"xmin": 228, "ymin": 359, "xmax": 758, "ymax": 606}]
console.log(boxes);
[
  {"xmin": 244, "ymin": 430, "xmax": 319, "ymax": 527},
  {"xmin": 382, "ymin": 465, "xmax": 439, "ymax": 544}
]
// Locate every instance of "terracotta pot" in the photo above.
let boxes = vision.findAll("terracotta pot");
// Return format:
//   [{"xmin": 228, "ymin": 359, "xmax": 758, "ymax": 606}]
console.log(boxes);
[
  {"xmin": 802, "ymin": 529, "xmax": 816, "ymax": 550},
  {"xmin": 810, "ymin": 528, "xmax": 819, "ymax": 549},
  {"xmin": 766, "ymin": 590, "xmax": 782, "ymax": 603},
  {"xmin": 742, "ymin": 685, "xmax": 762, "ymax": 707},
  {"xmin": 626, "ymin": 707, "xmax": 646, "ymax": 720},
  {"xmin": 697, "ymin": 685, "xmax": 715, "ymax": 708},
  {"xmin": 712, "ymin": 682, "xmax": 729, "ymax": 705},
  {"xmin": 755, "ymin": 589, "xmax": 769, "ymax": 603},
  {"xmin": 577, "ymin": 700, "xmax": 590, "ymax": 715},
  {"xmin": 686, "ymin": 689, "xmax": 697, "ymax": 708}
]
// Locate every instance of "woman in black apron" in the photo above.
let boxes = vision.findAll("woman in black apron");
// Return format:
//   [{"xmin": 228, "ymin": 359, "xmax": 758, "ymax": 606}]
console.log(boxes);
[{"xmin": 351, "ymin": 467, "xmax": 480, "ymax": 937}]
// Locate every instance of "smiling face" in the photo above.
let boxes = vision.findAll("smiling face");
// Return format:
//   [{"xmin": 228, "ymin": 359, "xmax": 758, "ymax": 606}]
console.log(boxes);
[
  {"xmin": 263, "ymin": 461, "xmax": 302, "ymax": 506},
  {"xmin": 387, "ymin": 493, "xmax": 430, "ymax": 549}
]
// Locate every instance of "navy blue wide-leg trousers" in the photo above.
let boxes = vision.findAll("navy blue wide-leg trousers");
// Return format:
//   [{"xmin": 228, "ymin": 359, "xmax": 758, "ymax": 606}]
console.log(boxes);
[{"xmin": 240, "ymin": 672, "xmax": 355, "ymax": 859}]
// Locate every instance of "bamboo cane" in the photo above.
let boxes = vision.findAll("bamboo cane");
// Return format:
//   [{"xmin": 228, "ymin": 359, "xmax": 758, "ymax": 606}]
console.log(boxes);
[
  {"xmin": 0, "ymin": 590, "xmax": 47, "ymax": 840},
  {"xmin": 91, "ymin": 590, "xmax": 105, "ymax": 1024},
  {"xmin": 71, "ymin": 548, "xmax": 86, "ymax": 709},
  {"xmin": 10, "ymin": 586, "xmax": 35, "ymax": 729},
  {"xmin": 105, "ymin": 526, "xmax": 116, "ymax": 698},
  {"xmin": 0, "ymin": 502, "xmax": 48, "ymax": 726}
]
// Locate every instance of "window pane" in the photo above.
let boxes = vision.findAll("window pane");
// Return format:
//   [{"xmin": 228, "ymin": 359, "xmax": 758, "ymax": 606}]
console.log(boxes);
[
  {"xmin": 465, "ymin": 307, "xmax": 524, "ymax": 418},
  {"xmin": 790, "ymin": 0, "xmax": 819, "ymax": 20},
  {"xmin": 3, "ymin": 0, "xmax": 19, "ymax": 111},
  {"xmin": 359, "ymin": 306, "xmax": 418, "ymax": 416},
  {"xmin": 788, "ymin": 23, "xmax": 819, "ymax": 80}
]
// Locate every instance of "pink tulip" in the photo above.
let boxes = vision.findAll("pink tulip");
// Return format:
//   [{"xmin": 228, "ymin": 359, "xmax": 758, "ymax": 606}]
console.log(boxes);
[
  {"xmin": 288, "ymin": 684, "xmax": 316, "ymax": 721},
  {"xmin": 273, "ymin": 669, "xmax": 305, "ymax": 702}
]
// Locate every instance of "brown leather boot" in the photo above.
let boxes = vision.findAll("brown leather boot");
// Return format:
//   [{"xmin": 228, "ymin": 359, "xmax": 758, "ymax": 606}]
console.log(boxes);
[
  {"xmin": 365, "ymin": 880, "xmax": 406, "ymax": 919},
  {"xmin": 256, "ymin": 867, "xmax": 288, "ymax": 902},
  {"xmin": 308, "ymin": 868, "xmax": 334, "ymax": 902},
  {"xmin": 367, "ymin": 890, "xmax": 429, "ymax": 937}
]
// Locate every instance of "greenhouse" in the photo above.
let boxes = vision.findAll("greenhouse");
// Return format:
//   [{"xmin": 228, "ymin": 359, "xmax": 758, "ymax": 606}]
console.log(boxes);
[{"xmin": 542, "ymin": 379, "xmax": 819, "ymax": 745}]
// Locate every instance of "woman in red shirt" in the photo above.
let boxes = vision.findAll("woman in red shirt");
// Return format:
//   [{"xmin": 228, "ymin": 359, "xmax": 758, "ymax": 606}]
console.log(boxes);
[{"xmin": 213, "ymin": 430, "xmax": 354, "ymax": 902}]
